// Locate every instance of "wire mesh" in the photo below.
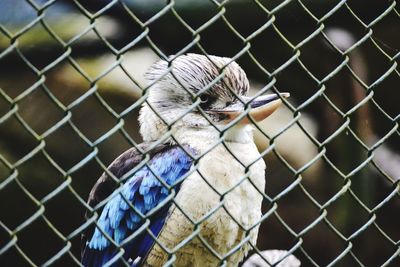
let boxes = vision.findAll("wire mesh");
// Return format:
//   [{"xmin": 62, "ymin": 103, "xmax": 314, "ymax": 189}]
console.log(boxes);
[{"xmin": 0, "ymin": 0, "xmax": 399, "ymax": 266}]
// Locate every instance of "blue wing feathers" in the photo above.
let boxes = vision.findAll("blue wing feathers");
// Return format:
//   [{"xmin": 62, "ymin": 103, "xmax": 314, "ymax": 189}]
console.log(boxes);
[
  {"xmin": 133, "ymin": 210, "xmax": 169, "ymax": 260},
  {"xmin": 82, "ymin": 145, "xmax": 195, "ymax": 267}
]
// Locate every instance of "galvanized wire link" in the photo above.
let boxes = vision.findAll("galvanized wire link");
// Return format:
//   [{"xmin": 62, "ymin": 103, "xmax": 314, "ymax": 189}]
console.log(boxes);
[{"xmin": 0, "ymin": 0, "xmax": 399, "ymax": 266}]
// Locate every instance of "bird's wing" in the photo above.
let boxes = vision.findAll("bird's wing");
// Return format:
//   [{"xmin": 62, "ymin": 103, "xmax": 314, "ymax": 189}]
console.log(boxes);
[
  {"xmin": 81, "ymin": 143, "xmax": 196, "ymax": 267},
  {"xmin": 81, "ymin": 142, "xmax": 169, "ymax": 253}
]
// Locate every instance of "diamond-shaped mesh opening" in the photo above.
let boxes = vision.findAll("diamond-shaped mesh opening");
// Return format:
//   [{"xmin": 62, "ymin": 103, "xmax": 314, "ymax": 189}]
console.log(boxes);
[
  {"xmin": 0, "ymin": 0, "xmax": 38, "ymax": 33},
  {"xmin": 299, "ymin": 159, "xmax": 338, "ymax": 204},
  {"xmin": 223, "ymin": 0, "xmax": 274, "ymax": 37},
  {"xmin": 326, "ymin": 191, "xmax": 371, "ymax": 237},
  {"xmin": 95, "ymin": 130, "xmax": 132, "ymax": 157},
  {"xmin": 371, "ymin": 72, "xmax": 400, "ymax": 120},
  {"xmin": 357, "ymin": 42, "xmax": 395, "ymax": 82},
  {"xmin": 17, "ymin": 218, "xmax": 64, "ymax": 264},
  {"xmin": 43, "ymin": 123, "xmax": 93, "ymax": 171},
  {"xmin": 248, "ymin": 25, "xmax": 294, "ymax": 72},
  {"xmin": 44, "ymin": 187, "xmax": 90, "ymax": 263},
  {"xmin": 69, "ymin": 94, "xmax": 120, "ymax": 141},
  {"xmin": 192, "ymin": 15, "xmax": 245, "ymax": 57},
  {"xmin": 301, "ymin": 0, "xmax": 345, "ymax": 19},
  {"xmin": 1, "ymin": 0, "xmax": 399, "ymax": 266},
  {"xmin": 42, "ymin": 63, "xmax": 92, "ymax": 107},
  {"xmin": 172, "ymin": 1, "xmax": 220, "ymax": 31},
  {"xmin": 16, "ymin": 153, "xmax": 65, "ymax": 200},
  {"xmin": 323, "ymin": 130, "xmax": 370, "ymax": 174},
  {"xmin": 272, "ymin": 0, "xmax": 322, "ymax": 46},
  {"xmin": 347, "ymin": 0, "xmax": 395, "ymax": 25},
  {"xmin": 297, "ymin": 37, "xmax": 344, "ymax": 81},
  {"xmin": 0, "ymin": 52, "xmax": 39, "ymax": 99},
  {"xmin": 351, "ymin": 223, "xmax": 399, "ymax": 266},
  {"xmin": 15, "ymin": 23, "xmax": 66, "ymax": 70},
  {"xmin": 274, "ymin": 59, "xmax": 319, "ymax": 102},
  {"xmin": 0, "ymin": 117, "xmax": 39, "ymax": 163},
  {"xmin": 0, "ymin": 181, "xmax": 38, "ymax": 230},
  {"xmin": 146, "ymin": 9, "xmax": 193, "ymax": 55},
  {"xmin": 372, "ymin": 133, "xmax": 400, "ymax": 179},
  {"xmin": 275, "ymin": 187, "xmax": 321, "ymax": 233},
  {"xmin": 90, "ymin": 6, "xmax": 145, "ymax": 52},
  {"xmin": 323, "ymin": 5, "xmax": 368, "ymax": 37},
  {"xmin": 43, "ymin": 0, "xmax": 92, "ymax": 42},
  {"xmin": 301, "ymin": 220, "xmax": 349, "ymax": 265},
  {"xmin": 16, "ymin": 86, "xmax": 65, "ymax": 135},
  {"xmin": 2, "ymin": 244, "xmax": 34, "ymax": 266},
  {"xmin": 375, "ymin": 195, "xmax": 400, "ymax": 240},
  {"xmin": 257, "ymin": 213, "xmax": 297, "ymax": 250}
]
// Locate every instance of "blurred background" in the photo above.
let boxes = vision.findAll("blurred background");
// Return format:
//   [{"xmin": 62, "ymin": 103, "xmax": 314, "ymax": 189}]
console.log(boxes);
[{"xmin": 0, "ymin": 0, "xmax": 399, "ymax": 266}]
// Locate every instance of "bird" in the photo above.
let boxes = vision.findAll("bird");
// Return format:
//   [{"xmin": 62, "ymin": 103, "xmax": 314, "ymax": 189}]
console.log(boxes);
[{"xmin": 81, "ymin": 53, "xmax": 289, "ymax": 267}]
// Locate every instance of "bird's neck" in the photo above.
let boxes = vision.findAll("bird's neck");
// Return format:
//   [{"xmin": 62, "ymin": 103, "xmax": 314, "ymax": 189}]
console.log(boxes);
[{"xmin": 172, "ymin": 124, "xmax": 254, "ymax": 154}]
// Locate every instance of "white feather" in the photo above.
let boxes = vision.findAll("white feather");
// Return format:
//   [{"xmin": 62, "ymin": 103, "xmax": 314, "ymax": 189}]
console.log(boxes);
[{"xmin": 144, "ymin": 127, "xmax": 266, "ymax": 266}]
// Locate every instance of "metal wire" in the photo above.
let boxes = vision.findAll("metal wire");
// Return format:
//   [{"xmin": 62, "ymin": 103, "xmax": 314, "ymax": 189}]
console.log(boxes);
[{"xmin": 0, "ymin": 0, "xmax": 399, "ymax": 266}]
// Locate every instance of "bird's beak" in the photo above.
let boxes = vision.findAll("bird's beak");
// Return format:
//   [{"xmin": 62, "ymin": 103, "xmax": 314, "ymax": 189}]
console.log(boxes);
[{"xmin": 212, "ymin": 93, "xmax": 290, "ymax": 124}]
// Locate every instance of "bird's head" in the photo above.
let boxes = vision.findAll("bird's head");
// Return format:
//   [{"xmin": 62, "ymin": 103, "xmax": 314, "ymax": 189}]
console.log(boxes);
[{"xmin": 139, "ymin": 53, "xmax": 289, "ymax": 143}]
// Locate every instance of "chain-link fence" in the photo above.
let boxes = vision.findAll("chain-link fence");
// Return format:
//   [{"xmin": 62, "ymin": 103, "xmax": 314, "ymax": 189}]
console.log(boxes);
[{"xmin": 0, "ymin": 0, "xmax": 399, "ymax": 266}]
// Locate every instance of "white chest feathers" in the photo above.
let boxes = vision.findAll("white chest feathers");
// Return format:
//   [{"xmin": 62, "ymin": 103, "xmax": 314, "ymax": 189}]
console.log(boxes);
[{"xmin": 145, "ymin": 142, "xmax": 266, "ymax": 267}]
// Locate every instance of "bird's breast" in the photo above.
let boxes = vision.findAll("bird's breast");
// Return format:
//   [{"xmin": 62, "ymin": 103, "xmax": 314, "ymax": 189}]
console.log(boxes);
[
  {"xmin": 181, "ymin": 141, "xmax": 266, "ymax": 239},
  {"xmin": 145, "ymin": 141, "xmax": 266, "ymax": 266}
]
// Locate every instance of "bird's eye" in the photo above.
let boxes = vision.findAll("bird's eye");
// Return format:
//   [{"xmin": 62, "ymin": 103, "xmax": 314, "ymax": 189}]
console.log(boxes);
[
  {"xmin": 199, "ymin": 94, "xmax": 216, "ymax": 110},
  {"xmin": 199, "ymin": 94, "xmax": 209, "ymax": 104}
]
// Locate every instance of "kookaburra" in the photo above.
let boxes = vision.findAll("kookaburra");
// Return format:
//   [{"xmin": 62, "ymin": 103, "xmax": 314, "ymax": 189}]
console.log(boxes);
[{"xmin": 82, "ymin": 53, "xmax": 289, "ymax": 266}]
